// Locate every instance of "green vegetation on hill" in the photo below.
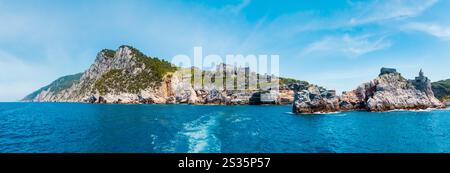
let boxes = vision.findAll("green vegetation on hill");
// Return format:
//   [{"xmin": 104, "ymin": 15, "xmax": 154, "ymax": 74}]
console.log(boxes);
[
  {"xmin": 93, "ymin": 46, "xmax": 178, "ymax": 95},
  {"xmin": 24, "ymin": 45, "xmax": 311, "ymax": 100},
  {"xmin": 22, "ymin": 73, "xmax": 83, "ymax": 101},
  {"xmin": 180, "ymin": 67, "xmax": 309, "ymax": 90},
  {"xmin": 279, "ymin": 77, "xmax": 309, "ymax": 86},
  {"xmin": 102, "ymin": 49, "xmax": 116, "ymax": 58},
  {"xmin": 124, "ymin": 45, "xmax": 178, "ymax": 79},
  {"xmin": 49, "ymin": 73, "xmax": 83, "ymax": 93},
  {"xmin": 432, "ymin": 79, "xmax": 450, "ymax": 101},
  {"xmin": 93, "ymin": 68, "xmax": 163, "ymax": 95}
]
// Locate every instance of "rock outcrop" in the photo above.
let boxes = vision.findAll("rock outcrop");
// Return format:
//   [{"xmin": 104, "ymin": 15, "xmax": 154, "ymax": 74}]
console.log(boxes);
[
  {"xmin": 293, "ymin": 68, "xmax": 446, "ymax": 114},
  {"xmin": 23, "ymin": 45, "xmax": 305, "ymax": 105},
  {"xmin": 292, "ymin": 84, "xmax": 340, "ymax": 113}
]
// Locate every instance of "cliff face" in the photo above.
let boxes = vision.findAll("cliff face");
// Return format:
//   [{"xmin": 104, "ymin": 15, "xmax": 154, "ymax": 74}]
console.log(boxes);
[
  {"xmin": 292, "ymin": 84, "xmax": 340, "ymax": 113},
  {"xmin": 432, "ymin": 79, "xmax": 450, "ymax": 105},
  {"xmin": 293, "ymin": 68, "xmax": 446, "ymax": 114},
  {"xmin": 23, "ymin": 45, "xmax": 303, "ymax": 105},
  {"xmin": 23, "ymin": 46, "xmax": 177, "ymax": 103}
]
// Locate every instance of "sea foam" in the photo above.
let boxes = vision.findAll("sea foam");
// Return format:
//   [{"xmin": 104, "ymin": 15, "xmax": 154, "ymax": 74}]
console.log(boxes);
[{"xmin": 180, "ymin": 115, "xmax": 221, "ymax": 153}]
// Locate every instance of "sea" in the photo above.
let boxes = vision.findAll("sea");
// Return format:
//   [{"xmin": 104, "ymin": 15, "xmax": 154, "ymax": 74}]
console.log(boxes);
[{"xmin": 1, "ymin": 102, "xmax": 450, "ymax": 153}]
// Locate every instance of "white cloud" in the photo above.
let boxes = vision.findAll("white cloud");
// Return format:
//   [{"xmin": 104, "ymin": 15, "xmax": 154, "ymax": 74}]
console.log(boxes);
[
  {"xmin": 348, "ymin": 0, "xmax": 438, "ymax": 25},
  {"xmin": 300, "ymin": 34, "xmax": 391, "ymax": 58},
  {"xmin": 222, "ymin": 0, "xmax": 251, "ymax": 14},
  {"xmin": 264, "ymin": 0, "xmax": 438, "ymax": 36},
  {"xmin": 404, "ymin": 22, "xmax": 450, "ymax": 40}
]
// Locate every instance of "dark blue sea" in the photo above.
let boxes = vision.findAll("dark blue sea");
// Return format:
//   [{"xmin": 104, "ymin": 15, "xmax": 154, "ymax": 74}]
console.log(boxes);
[{"xmin": 1, "ymin": 102, "xmax": 450, "ymax": 153}]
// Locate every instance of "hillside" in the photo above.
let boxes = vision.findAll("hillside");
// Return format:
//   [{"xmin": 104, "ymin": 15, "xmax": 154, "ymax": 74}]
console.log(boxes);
[
  {"xmin": 432, "ymin": 79, "xmax": 450, "ymax": 102},
  {"xmin": 22, "ymin": 45, "xmax": 177, "ymax": 103},
  {"xmin": 22, "ymin": 73, "xmax": 83, "ymax": 102},
  {"xmin": 23, "ymin": 45, "xmax": 308, "ymax": 105}
]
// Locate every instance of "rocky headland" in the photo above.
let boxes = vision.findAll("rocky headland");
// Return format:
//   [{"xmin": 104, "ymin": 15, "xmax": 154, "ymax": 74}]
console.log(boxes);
[
  {"xmin": 293, "ymin": 68, "xmax": 446, "ymax": 114},
  {"xmin": 23, "ymin": 46, "xmax": 449, "ymax": 111},
  {"xmin": 23, "ymin": 45, "xmax": 305, "ymax": 105}
]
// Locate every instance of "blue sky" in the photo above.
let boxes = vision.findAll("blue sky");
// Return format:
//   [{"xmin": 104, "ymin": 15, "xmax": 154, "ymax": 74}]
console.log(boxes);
[{"xmin": 1, "ymin": 0, "xmax": 450, "ymax": 101}]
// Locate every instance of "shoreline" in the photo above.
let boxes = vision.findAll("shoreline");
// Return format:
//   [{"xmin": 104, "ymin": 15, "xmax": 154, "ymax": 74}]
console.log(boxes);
[
  {"xmin": 293, "ymin": 107, "xmax": 450, "ymax": 115},
  {"xmin": 15, "ymin": 101, "xmax": 293, "ymax": 107},
  {"xmin": 9, "ymin": 102, "xmax": 450, "ymax": 113}
]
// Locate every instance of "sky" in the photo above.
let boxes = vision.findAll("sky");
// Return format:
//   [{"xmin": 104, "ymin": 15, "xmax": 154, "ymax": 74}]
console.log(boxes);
[{"xmin": 1, "ymin": 0, "xmax": 450, "ymax": 101}]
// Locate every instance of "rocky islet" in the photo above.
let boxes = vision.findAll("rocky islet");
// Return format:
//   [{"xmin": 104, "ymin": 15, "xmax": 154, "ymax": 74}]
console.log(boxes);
[{"xmin": 293, "ymin": 68, "xmax": 446, "ymax": 113}]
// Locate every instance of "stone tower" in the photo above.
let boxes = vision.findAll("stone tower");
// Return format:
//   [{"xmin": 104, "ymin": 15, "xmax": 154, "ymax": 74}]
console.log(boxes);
[{"xmin": 411, "ymin": 69, "xmax": 433, "ymax": 96}]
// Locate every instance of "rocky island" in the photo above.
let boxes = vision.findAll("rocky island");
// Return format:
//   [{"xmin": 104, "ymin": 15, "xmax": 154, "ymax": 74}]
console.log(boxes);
[
  {"xmin": 293, "ymin": 68, "xmax": 446, "ymax": 113},
  {"xmin": 22, "ymin": 45, "xmax": 306, "ymax": 105}
]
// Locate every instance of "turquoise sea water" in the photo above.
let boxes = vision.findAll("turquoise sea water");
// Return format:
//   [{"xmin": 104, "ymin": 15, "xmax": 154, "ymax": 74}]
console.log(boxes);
[{"xmin": 1, "ymin": 102, "xmax": 450, "ymax": 153}]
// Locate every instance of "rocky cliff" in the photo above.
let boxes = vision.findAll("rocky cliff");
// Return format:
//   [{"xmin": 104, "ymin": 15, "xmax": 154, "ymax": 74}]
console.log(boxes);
[
  {"xmin": 23, "ymin": 45, "xmax": 304, "ymax": 105},
  {"xmin": 293, "ymin": 68, "xmax": 446, "ymax": 114},
  {"xmin": 23, "ymin": 45, "xmax": 177, "ymax": 103}
]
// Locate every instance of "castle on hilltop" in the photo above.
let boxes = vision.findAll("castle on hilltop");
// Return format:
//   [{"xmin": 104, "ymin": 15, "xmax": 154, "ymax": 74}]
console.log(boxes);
[
  {"xmin": 410, "ymin": 69, "xmax": 433, "ymax": 96},
  {"xmin": 378, "ymin": 67, "xmax": 434, "ymax": 96},
  {"xmin": 379, "ymin": 67, "xmax": 398, "ymax": 76}
]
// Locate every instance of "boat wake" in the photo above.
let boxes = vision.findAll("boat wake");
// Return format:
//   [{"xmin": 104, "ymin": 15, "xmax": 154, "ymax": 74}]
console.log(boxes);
[{"xmin": 179, "ymin": 115, "xmax": 221, "ymax": 153}]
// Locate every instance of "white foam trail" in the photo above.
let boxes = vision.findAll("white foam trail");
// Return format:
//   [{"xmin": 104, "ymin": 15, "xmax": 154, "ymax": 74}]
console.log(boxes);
[
  {"xmin": 181, "ymin": 116, "xmax": 221, "ymax": 153},
  {"xmin": 231, "ymin": 117, "xmax": 251, "ymax": 123},
  {"xmin": 329, "ymin": 113, "xmax": 347, "ymax": 117},
  {"xmin": 287, "ymin": 111, "xmax": 344, "ymax": 115},
  {"xmin": 312, "ymin": 111, "xmax": 342, "ymax": 115},
  {"xmin": 150, "ymin": 134, "xmax": 158, "ymax": 145},
  {"xmin": 385, "ymin": 108, "xmax": 441, "ymax": 113}
]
